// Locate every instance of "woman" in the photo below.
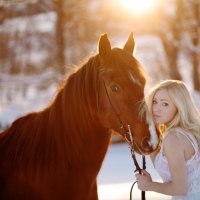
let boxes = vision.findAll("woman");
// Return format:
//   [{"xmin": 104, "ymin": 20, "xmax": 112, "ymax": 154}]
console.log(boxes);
[{"xmin": 136, "ymin": 80, "xmax": 200, "ymax": 199}]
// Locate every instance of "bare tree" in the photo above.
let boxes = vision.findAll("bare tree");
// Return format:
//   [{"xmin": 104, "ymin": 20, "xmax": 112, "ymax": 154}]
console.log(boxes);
[
  {"xmin": 156, "ymin": 0, "xmax": 184, "ymax": 80},
  {"xmin": 185, "ymin": 0, "xmax": 200, "ymax": 90},
  {"xmin": 55, "ymin": 0, "xmax": 65, "ymax": 74}
]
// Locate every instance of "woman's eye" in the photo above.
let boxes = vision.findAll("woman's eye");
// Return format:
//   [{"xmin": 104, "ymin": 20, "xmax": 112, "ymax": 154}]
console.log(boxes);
[
  {"xmin": 162, "ymin": 102, "xmax": 169, "ymax": 106},
  {"xmin": 152, "ymin": 100, "xmax": 157, "ymax": 104},
  {"xmin": 110, "ymin": 85, "xmax": 120, "ymax": 92}
]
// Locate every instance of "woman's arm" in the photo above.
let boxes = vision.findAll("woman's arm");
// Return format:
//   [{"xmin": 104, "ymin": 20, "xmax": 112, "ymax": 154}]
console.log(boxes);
[{"xmin": 136, "ymin": 133, "xmax": 188, "ymax": 196}]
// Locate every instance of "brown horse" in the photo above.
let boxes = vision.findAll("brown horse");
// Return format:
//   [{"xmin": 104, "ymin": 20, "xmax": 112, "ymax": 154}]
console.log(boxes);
[{"xmin": 0, "ymin": 33, "xmax": 159, "ymax": 200}]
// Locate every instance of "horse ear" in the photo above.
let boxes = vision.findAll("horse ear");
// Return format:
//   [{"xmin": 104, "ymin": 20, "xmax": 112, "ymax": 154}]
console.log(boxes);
[
  {"xmin": 98, "ymin": 33, "xmax": 112, "ymax": 60},
  {"xmin": 123, "ymin": 32, "xmax": 135, "ymax": 54}
]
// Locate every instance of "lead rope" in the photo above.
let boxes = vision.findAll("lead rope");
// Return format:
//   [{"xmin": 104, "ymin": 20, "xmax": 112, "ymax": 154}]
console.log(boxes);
[
  {"xmin": 102, "ymin": 80, "xmax": 146, "ymax": 200},
  {"xmin": 126, "ymin": 125, "xmax": 146, "ymax": 200},
  {"xmin": 129, "ymin": 155, "xmax": 146, "ymax": 200}
]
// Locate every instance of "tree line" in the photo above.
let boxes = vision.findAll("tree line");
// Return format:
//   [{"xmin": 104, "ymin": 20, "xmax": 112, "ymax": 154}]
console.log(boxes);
[{"xmin": 0, "ymin": 0, "xmax": 199, "ymax": 90}]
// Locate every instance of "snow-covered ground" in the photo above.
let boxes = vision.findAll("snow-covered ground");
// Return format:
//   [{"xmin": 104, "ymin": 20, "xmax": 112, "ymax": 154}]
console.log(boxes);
[{"xmin": 97, "ymin": 143, "xmax": 171, "ymax": 200}]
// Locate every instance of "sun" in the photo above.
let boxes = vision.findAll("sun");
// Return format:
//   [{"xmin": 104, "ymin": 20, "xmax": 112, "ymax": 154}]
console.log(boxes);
[{"xmin": 118, "ymin": 0, "xmax": 158, "ymax": 15}]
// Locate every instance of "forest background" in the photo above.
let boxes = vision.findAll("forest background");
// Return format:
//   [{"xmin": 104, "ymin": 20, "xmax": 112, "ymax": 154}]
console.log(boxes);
[{"xmin": 0, "ymin": 0, "xmax": 200, "ymax": 128}]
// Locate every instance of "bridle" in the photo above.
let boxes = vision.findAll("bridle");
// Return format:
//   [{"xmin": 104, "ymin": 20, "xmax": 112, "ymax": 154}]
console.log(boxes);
[{"xmin": 102, "ymin": 79, "xmax": 146, "ymax": 200}]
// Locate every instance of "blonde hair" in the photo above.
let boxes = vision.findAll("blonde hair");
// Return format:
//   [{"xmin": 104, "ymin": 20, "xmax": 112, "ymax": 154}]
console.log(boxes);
[{"xmin": 145, "ymin": 80, "xmax": 200, "ymax": 147}]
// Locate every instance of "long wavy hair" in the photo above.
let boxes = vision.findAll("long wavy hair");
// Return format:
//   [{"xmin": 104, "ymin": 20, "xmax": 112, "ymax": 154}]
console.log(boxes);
[{"xmin": 145, "ymin": 80, "xmax": 200, "ymax": 147}]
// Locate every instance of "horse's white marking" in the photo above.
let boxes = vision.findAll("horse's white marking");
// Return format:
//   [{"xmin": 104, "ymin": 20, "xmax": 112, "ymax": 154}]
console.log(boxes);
[
  {"xmin": 99, "ymin": 68, "xmax": 113, "ymax": 74},
  {"xmin": 129, "ymin": 73, "xmax": 143, "ymax": 87},
  {"xmin": 148, "ymin": 122, "xmax": 159, "ymax": 149}
]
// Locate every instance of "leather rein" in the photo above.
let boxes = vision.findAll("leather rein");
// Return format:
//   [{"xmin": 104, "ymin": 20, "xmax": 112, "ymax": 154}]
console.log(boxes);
[{"xmin": 102, "ymin": 79, "xmax": 146, "ymax": 200}]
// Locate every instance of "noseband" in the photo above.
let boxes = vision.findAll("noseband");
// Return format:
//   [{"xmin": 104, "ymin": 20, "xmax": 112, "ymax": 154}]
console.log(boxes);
[{"xmin": 102, "ymin": 79, "xmax": 146, "ymax": 200}]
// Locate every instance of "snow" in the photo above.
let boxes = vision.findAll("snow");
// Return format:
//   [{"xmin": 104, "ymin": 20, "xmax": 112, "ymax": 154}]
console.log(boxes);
[
  {"xmin": 2, "ymin": 12, "xmax": 56, "ymax": 33},
  {"xmin": 0, "ymin": 71, "xmax": 60, "ymax": 129},
  {"xmin": 97, "ymin": 143, "xmax": 171, "ymax": 200}
]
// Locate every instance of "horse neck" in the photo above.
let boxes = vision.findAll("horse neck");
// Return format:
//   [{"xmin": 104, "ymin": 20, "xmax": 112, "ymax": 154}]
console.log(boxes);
[{"xmin": 48, "ymin": 88, "xmax": 112, "ymax": 167}]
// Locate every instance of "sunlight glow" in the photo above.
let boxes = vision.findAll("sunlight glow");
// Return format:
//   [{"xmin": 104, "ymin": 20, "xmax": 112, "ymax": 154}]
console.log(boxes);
[{"xmin": 118, "ymin": 0, "xmax": 158, "ymax": 15}]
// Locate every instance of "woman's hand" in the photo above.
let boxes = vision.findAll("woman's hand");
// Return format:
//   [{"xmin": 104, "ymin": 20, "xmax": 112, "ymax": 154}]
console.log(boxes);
[{"xmin": 135, "ymin": 170, "xmax": 153, "ymax": 191}]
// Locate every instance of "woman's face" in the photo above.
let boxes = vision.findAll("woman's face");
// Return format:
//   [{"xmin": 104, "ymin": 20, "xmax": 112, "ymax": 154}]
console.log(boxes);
[{"xmin": 152, "ymin": 89, "xmax": 177, "ymax": 125}]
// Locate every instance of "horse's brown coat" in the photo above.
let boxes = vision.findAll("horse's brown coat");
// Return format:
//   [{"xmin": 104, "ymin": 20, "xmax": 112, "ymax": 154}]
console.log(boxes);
[{"xmin": 0, "ymin": 33, "xmax": 156, "ymax": 200}]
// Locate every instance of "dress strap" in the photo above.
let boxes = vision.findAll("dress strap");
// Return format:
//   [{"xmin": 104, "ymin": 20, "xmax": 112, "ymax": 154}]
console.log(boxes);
[
  {"xmin": 175, "ymin": 127, "xmax": 198, "ymax": 153},
  {"xmin": 160, "ymin": 128, "xmax": 198, "ymax": 155}
]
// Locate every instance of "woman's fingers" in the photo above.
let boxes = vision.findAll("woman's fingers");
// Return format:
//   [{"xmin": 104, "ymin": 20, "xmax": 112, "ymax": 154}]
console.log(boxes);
[
  {"xmin": 142, "ymin": 170, "xmax": 150, "ymax": 176},
  {"xmin": 135, "ymin": 173, "xmax": 143, "ymax": 180}
]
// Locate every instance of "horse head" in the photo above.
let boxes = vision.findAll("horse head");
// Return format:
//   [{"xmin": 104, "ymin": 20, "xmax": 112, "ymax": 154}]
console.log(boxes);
[{"xmin": 97, "ymin": 33, "xmax": 159, "ymax": 154}]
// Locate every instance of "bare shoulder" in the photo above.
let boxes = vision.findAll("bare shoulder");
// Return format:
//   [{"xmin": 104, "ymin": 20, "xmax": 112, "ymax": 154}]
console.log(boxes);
[{"xmin": 163, "ymin": 130, "xmax": 183, "ymax": 153}]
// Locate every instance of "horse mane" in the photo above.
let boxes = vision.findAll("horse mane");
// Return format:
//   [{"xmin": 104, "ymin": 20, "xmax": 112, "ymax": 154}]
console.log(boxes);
[{"xmin": 0, "ymin": 54, "xmax": 105, "ymax": 178}]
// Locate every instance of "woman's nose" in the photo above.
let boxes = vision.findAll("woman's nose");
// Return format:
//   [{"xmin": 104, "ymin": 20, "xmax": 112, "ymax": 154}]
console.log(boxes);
[{"xmin": 153, "ymin": 104, "xmax": 160, "ymax": 113}]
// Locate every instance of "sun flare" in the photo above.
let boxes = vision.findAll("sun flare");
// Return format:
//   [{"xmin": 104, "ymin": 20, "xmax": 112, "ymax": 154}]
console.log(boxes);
[{"xmin": 118, "ymin": 0, "xmax": 158, "ymax": 15}]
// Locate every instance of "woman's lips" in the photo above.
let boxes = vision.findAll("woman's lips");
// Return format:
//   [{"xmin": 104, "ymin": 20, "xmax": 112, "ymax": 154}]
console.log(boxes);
[{"xmin": 153, "ymin": 115, "xmax": 161, "ymax": 119}]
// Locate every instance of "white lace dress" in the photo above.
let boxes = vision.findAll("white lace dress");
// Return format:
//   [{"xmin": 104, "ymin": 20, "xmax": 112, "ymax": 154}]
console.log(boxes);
[{"xmin": 154, "ymin": 127, "xmax": 200, "ymax": 200}]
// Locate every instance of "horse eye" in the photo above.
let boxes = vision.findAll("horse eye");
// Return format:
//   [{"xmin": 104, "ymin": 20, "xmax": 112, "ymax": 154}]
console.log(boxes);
[{"xmin": 110, "ymin": 85, "xmax": 120, "ymax": 92}]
